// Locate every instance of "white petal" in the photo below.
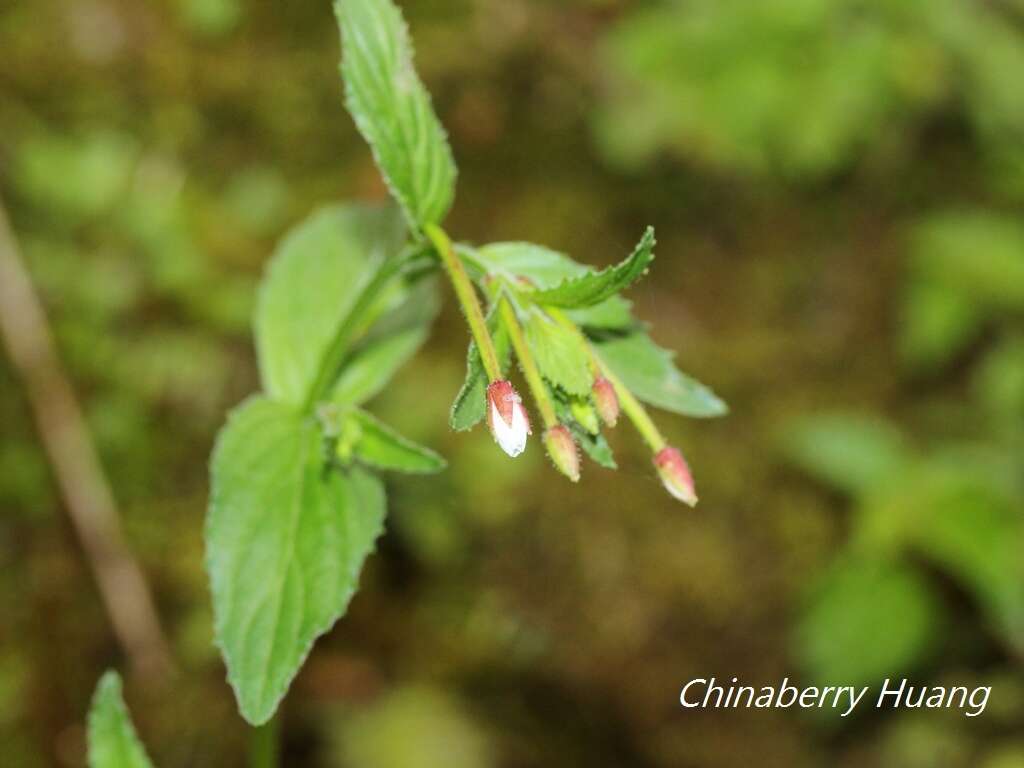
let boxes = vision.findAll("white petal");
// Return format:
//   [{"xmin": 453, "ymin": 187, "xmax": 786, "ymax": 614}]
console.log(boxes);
[{"xmin": 490, "ymin": 400, "xmax": 527, "ymax": 457}]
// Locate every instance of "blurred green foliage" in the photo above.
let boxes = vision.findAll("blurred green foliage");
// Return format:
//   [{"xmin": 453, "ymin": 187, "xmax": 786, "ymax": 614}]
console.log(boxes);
[
  {"xmin": 597, "ymin": 0, "xmax": 1024, "ymax": 178},
  {"xmin": 1, "ymin": 0, "xmax": 1023, "ymax": 765}
]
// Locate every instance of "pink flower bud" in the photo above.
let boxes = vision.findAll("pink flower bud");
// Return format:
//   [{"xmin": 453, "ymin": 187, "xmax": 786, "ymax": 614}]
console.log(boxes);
[
  {"xmin": 543, "ymin": 425, "xmax": 580, "ymax": 482},
  {"xmin": 486, "ymin": 380, "xmax": 531, "ymax": 457},
  {"xmin": 592, "ymin": 376, "xmax": 619, "ymax": 427},
  {"xmin": 653, "ymin": 446, "xmax": 697, "ymax": 506}
]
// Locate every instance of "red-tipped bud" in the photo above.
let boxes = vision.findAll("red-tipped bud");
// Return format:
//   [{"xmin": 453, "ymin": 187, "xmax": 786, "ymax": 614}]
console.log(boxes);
[
  {"xmin": 544, "ymin": 425, "xmax": 580, "ymax": 482},
  {"xmin": 592, "ymin": 376, "xmax": 619, "ymax": 427},
  {"xmin": 486, "ymin": 380, "xmax": 531, "ymax": 457},
  {"xmin": 653, "ymin": 446, "xmax": 697, "ymax": 506}
]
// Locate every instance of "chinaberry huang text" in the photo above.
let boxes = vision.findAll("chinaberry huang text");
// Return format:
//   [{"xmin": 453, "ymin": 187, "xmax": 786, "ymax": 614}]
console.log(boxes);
[{"xmin": 679, "ymin": 677, "xmax": 991, "ymax": 718}]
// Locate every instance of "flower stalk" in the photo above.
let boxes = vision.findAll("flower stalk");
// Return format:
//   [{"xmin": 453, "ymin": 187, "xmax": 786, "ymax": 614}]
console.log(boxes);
[
  {"xmin": 597, "ymin": 363, "xmax": 666, "ymax": 453},
  {"xmin": 424, "ymin": 224, "xmax": 502, "ymax": 382},
  {"xmin": 498, "ymin": 298, "xmax": 558, "ymax": 428}
]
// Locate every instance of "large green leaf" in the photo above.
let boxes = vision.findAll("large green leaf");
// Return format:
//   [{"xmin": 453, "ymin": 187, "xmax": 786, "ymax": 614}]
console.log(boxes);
[
  {"xmin": 523, "ymin": 308, "xmax": 593, "ymax": 396},
  {"xmin": 333, "ymin": 326, "xmax": 429, "ymax": 406},
  {"xmin": 87, "ymin": 671, "xmax": 154, "ymax": 768},
  {"xmin": 207, "ymin": 396, "xmax": 386, "ymax": 725},
  {"xmin": 255, "ymin": 204, "xmax": 405, "ymax": 406},
  {"xmin": 345, "ymin": 409, "xmax": 446, "ymax": 473},
  {"xmin": 335, "ymin": 0, "xmax": 457, "ymax": 229},
  {"xmin": 594, "ymin": 331, "xmax": 727, "ymax": 417},
  {"xmin": 450, "ymin": 307, "xmax": 511, "ymax": 431},
  {"xmin": 530, "ymin": 227, "xmax": 655, "ymax": 308}
]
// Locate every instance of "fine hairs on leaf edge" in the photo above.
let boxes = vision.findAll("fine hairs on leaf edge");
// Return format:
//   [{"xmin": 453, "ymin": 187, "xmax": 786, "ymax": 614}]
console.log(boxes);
[{"xmin": 334, "ymin": 0, "xmax": 457, "ymax": 232}]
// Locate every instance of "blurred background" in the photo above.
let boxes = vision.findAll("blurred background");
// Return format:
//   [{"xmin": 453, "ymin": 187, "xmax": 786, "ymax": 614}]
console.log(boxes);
[{"xmin": 2, "ymin": 0, "xmax": 1024, "ymax": 765}]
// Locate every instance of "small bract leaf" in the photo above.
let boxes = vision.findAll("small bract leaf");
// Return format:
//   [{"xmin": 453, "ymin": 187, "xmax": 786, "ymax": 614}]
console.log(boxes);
[
  {"xmin": 566, "ymin": 295, "xmax": 636, "ymax": 329},
  {"xmin": 335, "ymin": 0, "xmax": 457, "ymax": 229},
  {"xmin": 87, "ymin": 671, "xmax": 155, "ymax": 768},
  {"xmin": 530, "ymin": 227, "xmax": 656, "ymax": 308},
  {"xmin": 255, "ymin": 203, "xmax": 405, "ymax": 406},
  {"xmin": 595, "ymin": 330, "xmax": 727, "ymax": 417},
  {"xmin": 523, "ymin": 308, "xmax": 594, "ymax": 396},
  {"xmin": 207, "ymin": 396, "xmax": 386, "ymax": 725},
  {"xmin": 349, "ymin": 409, "xmax": 447, "ymax": 473}
]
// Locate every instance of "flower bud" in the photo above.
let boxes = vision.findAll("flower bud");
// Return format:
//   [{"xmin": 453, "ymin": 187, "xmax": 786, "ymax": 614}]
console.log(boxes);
[
  {"xmin": 570, "ymin": 398, "xmax": 600, "ymax": 435},
  {"xmin": 592, "ymin": 376, "xmax": 619, "ymax": 427},
  {"xmin": 653, "ymin": 446, "xmax": 697, "ymax": 506},
  {"xmin": 543, "ymin": 425, "xmax": 580, "ymax": 482},
  {"xmin": 486, "ymin": 380, "xmax": 531, "ymax": 457}
]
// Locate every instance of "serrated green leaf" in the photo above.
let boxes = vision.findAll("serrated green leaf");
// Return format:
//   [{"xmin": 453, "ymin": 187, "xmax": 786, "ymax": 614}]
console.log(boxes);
[
  {"xmin": 470, "ymin": 242, "xmax": 585, "ymax": 287},
  {"xmin": 450, "ymin": 308, "xmax": 511, "ymax": 431},
  {"xmin": 348, "ymin": 409, "xmax": 446, "ymax": 473},
  {"xmin": 332, "ymin": 277, "xmax": 439, "ymax": 406},
  {"xmin": 255, "ymin": 203, "xmax": 405, "ymax": 406},
  {"xmin": 566, "ymin": 296, "xmax": 636, "ymax": 329},
  {"xmin": 207, "ymin": 396, "xmax": 386, "ymax": 725},
  {"xmin": 530, "ymin": 227, "xmax": 655, "ymax": 308},
  {"xmin": 87, "ymin": 672, "xmax": 154, "ymax": 768},
  {"xmin": 594, "ymin": 331, "xmax": 726, "ymax": 417},
  {"xmin": 523, "ymin": 308, "xmax": 593, "ymax": 396},
  {"xmin": 335, "ymin": 0, "xmax": 457, "ymax": 229},
  {"xmin": 464, "ymin": 242, "xmax": 637, "ymax": 328}
]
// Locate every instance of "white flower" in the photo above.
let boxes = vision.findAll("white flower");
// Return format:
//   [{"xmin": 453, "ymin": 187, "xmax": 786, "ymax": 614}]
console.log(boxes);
[{"xmin": 486, "ymin": 380, "xmax": 531, "ymax": 457}]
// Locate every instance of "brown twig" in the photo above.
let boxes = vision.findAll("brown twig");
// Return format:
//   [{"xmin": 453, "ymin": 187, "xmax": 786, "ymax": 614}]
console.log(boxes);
[{"xmin": 0, "ymin": 198, "xmax": 173, "ymax": 682}]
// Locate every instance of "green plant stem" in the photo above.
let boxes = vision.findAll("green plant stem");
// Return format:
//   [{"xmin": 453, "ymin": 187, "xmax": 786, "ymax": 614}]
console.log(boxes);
[
  {"xmin": 600, "ymin": 363, "xmax": 666, "ymax": 453},
  {"xmin": 424, "ymin": 224, "xmax": 502, "ymax": 382},
  {"xmin": 302, "ymin": 254, "xmax": 415, "ymax": 412},
  {"xmin": 498, "ymin": 298, "xmax": 558, "ymax": 428},
  {"xmin": 545, "ymin": 307, "xmax": 666, "ymax": 452},
  {"xmin": 249, "ymin": 716, "xmax": 280, "ymax": 768}
]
